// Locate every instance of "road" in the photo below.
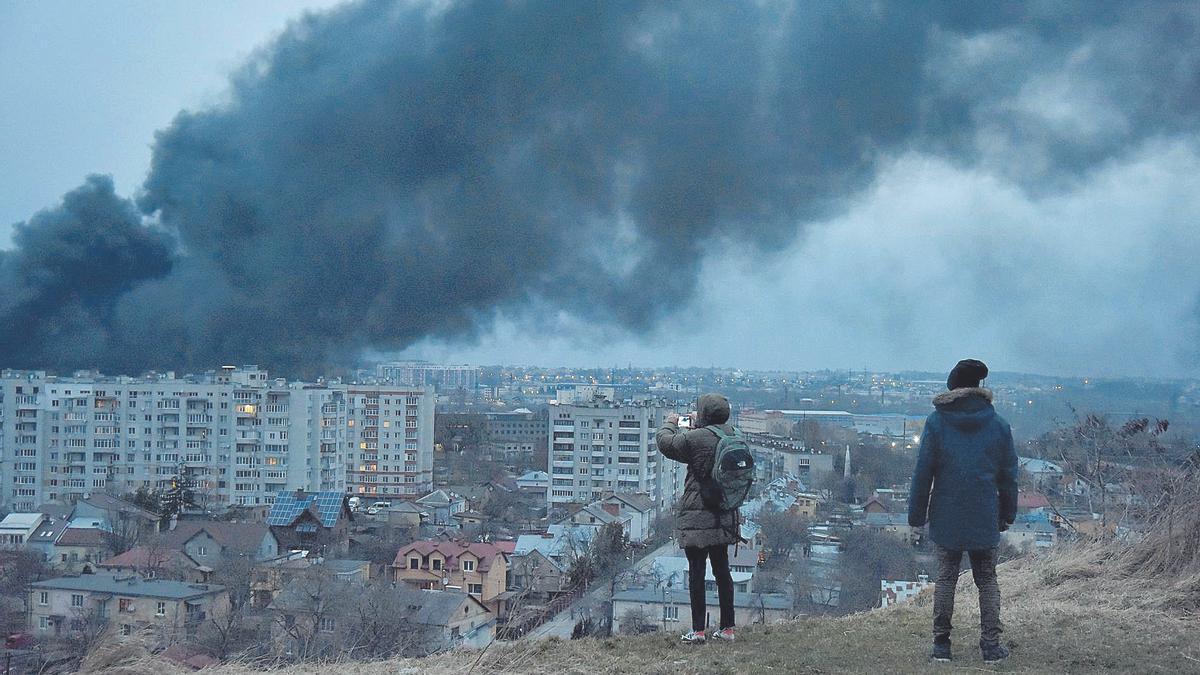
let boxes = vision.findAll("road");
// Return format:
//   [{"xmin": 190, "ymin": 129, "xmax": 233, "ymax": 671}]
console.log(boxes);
[{"xmin": 527, "ymin": 539, "xmax": 678, "ymax": 640}]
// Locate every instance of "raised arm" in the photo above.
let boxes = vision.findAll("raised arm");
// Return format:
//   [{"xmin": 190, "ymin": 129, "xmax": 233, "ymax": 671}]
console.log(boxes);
[
  {"xmin": 656, "ymin": 415, "xmax": 691, "ymax": 464},
  {"xmin": 908, "ymin": 416, "xmax": 939, "ymax": 527}
]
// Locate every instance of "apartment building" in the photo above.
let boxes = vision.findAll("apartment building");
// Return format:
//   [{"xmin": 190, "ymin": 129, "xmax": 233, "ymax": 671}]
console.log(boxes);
[
  {"xmin": 546, "ymin": 399, "xmax": 682, "ymax": 512},
  {"xmin": 0, "ymin": 366, "xmax": 347, "ymax": 511},
  {"xmin": 344, "ymin": 385, "xmax": 434, "ymax": 501},
  {"xmin": 483, "ymin": 408, "xmax": 547, "ymax": 458},
  {"xmin": 375, "ymin": 361, "xmax": 478, "ymax": 391}
]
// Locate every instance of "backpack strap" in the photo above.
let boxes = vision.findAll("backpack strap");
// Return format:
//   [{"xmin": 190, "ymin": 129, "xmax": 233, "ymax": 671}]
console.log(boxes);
[{"xmin": 706, "ymin": 424, "xmax": 728, "ymax": 440}]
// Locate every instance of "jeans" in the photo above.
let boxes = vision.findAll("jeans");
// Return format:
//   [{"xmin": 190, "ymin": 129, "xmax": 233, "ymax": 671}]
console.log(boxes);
[
  {"xmin": 933, "ymin": 545, "xmax": 1002, "ymax": 645},
  {"xmin": 684, "ymin": 544, "xmax": 735, "ymax": 631}
]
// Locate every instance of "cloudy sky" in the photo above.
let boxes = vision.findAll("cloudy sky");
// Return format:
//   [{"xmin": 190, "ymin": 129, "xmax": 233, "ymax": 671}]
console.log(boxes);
[{"xmin": 2, "ymin": 1, "xmax": 1198, "ymax": 377}]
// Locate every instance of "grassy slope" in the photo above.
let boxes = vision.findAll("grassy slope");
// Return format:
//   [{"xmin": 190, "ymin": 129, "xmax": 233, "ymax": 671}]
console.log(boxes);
[{"xmin": 94, "ymin": 548, "xmax": 1200, "ymax": 675}]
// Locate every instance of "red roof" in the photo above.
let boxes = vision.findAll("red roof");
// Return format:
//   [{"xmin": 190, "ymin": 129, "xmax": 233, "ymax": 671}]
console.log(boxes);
[
  {"xmin": 394, "ymin": 540, "xmax": 509, "ymax": 572},
  {"xmin": 493, "ymin": 541, "xmax": 517, "ymax": 554},
  {"xmin": 57, "ymin": 528, "xmax": 107, "ymax": 547},
  {"xmin": 98, "ymin": 546, "xmax": 197, "ymax": 570},
  {"xmin": 1018, "ymin": 492, "xmax": 1051, "ymax": 510}
]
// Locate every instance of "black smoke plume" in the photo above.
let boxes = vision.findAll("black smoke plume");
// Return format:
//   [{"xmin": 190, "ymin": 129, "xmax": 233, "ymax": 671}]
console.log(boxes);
[{"xmin": 3, "ymin": 0, "xmax": 1199, "ymax": 374}]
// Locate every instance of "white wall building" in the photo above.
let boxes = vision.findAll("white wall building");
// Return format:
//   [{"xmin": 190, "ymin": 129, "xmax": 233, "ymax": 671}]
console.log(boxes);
[
  {"xmin": 344, "ymin": 386, "xmax": 435, "ymax": 501},
  {"xmin": 375, "ymin": 361, "xmax": 477, "ymax": 391},
  {"xmin": 546, "ymin": 399, "xmax": 682, "ymax": 513},
  {"xmin": 0, "ymin": 366, "xmax": 358, "ymax": 511}
]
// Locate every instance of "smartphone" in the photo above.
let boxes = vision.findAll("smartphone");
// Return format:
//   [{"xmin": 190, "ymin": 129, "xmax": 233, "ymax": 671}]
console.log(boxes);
[{"xmin": 678, "ymin": 414, "xmax": 692, "ymax": 429}]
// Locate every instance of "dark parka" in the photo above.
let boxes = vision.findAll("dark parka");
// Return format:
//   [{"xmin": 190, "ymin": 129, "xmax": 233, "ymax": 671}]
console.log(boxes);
[
  {"xmin": 657, "ymin": 393, "xmax": 740, "ymax": 550},
  {"xmin": 907, "ymin": 387, "xmax": 1019, "ymax": 552}
]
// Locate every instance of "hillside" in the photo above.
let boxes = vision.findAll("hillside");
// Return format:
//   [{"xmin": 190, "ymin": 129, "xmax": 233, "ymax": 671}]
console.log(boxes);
[{"xmin": 87, "ymin": 543, "xmax": 1200, "ymax": 675}]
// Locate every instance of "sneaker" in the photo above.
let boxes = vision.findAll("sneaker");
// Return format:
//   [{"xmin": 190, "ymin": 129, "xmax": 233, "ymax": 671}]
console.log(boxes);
[
  {"xmin": 980, "ymin": 641, "xmax": 1009, "ymax": 664},
  {"xmin": 711, "ymin": 628, "xmax": 736, "ymax": 642},
  {"xmin": 931, "ymin": 640, "xmax": 952, "ymax": 662},
  {"xmin": 680, "ymin": 630, "xmax": 706, "ymax": 644}
]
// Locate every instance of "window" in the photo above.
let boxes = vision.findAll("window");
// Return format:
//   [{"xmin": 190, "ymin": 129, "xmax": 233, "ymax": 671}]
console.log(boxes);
[
  {"xmin": 156, "ymin": 601, "xmax": 166, "ymax": 616},
  {"xmin": 663, "ymin": 605, "xmax": 678, "ymax": 621},
  {"xmin": 71, "ymin": 594, "xmax": 84, "ymax": 607},
  {"xmin": 121, "ymin": 624, "xmax": 133, "ymax": 636},
  {"xmin": 432, "ymin": 559, "xmax": 442, "ymax": 571},
  {"xmin": 196, "ymin": 546, "xmax": 208, "ymax": 556},
  {"xmin": 119, "ymin": 598, "xmax": 134, "ymax": 613},
  {"xmin": 468, "ymin": 583, "xmax": 483, "ymax": 595},
  {"xmin": 39, "ymin": 616, "xmax": 49, "ymax": 630},
  {"xmin": 39, "ymin": 591, "xmax": 48, "ymax": 605},
  {"xmin": 462, "ymin": 559, "xmax": 475, "ymax": 572},
  {"xmin": 409, "ymin": 557, "xmax": 420, "ymax": 569},
  {"xmin": 319, "ymin": 617, "xmax": 336, "ymax": 633}
]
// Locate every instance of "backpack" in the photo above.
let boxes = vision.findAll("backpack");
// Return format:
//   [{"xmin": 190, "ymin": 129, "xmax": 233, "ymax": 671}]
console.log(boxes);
[{"xmin": 698, "ymin": 425, "xmax": 755, "ymax": 512}]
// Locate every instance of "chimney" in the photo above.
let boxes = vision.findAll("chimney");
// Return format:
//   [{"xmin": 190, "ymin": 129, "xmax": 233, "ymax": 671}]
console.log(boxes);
[
  {"xmin": 602, "ymin": 503, "xmax": 620, "ymax": 517},
  {"xmin": 294, "ymin": 488, "xmax": 306, "ymax": 501}
]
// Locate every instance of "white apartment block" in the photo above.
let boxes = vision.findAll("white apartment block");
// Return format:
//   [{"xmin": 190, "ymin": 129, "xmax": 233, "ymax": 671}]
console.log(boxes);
[
  {"xmin": 547, "ymin": 400, "xmax": 683, "ymax": 513},
  {"xmin": 343, "ymin": 385, "xmax": 435, "ymax": 501},
  {"xmin": 0, "ymin": 366, "xmax": 348, "ymax": 512}
]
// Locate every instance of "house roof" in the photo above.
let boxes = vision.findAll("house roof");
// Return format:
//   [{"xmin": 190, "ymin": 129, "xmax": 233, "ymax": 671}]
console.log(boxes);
[
  {"xmin": 159, "ymin": 520, "xmax": 275, "ymax": 556},
  {"xmin": 569, "ymin": 504, "xmax": 627, "ymax": 526},
  {"xmin": 28, "ymin": 516, "xmax": 71, "ymax": 544},
  {"xmin": 513, "ymin": 524, "xmax": 594, "ymax": 559},
  {"xmin": 0, "ymin": 513, "xmax": 44, "ymax": 531},
  {"xmin": 79, "ymin": 493, "xmax": 161, "ymax": 522},
  {"xmin": 396, "ymin": 587, "xmax": 490, "ymax": 626},
  {"xmin": 1018, "ymin": 492, "xmax": 1052, "ymax": 510},
  {"xmin": 605, "ymin": 493, "xmax": 654, "ymax": 513},
  {"xmin": 394, "ymin": 541, "xmax": 509, "ymax": 572},
  {"xmin": 267, "ymin": 491, "xmax": 346, "ymax": 528},
  {"xmin": 98, "ymin": 546, "xmax": 198, "ymax": 571},
  {"xmin": 57, "ymin": 527, "xmax": 108, "ymax": 547},
  {"xmin": 864, "ymin": 512, "xmax": 910, "ymax": 527},
  {"xmin": 1018, "ymin": 457, "xmax": 1064, "ymax": 474},
  {"xmin": 30, "ymin": 572, "xmax": 223, "ymax": 600},
  {"xmin": 416, "ymin": 489, "xmax": 459, "ymax": 506},
  {"xmin": 516, "ymin": 471, "xmax": 549, "ymax": 483}
]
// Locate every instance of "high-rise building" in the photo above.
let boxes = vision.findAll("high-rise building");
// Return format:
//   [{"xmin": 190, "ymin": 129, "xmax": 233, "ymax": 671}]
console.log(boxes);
[
  {"xmin": 343, "ymin": 385, "xmax": 435, "ymax": 501},
  {"xmin": 546, "ymin": 398, "xmax": 682, "ymax": 513},
  {"xmin": 375, "ymin": 361, "xmax": 478, "ymax": 391},
  {"xmin": 0, "ymin": 366, "xmax": 392, "ymax": 512}
]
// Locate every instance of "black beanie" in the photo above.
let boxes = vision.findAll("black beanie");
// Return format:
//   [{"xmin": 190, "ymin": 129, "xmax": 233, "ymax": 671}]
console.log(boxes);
[{"xmin": 947, "ymin": 359, "xmax": 988, "ymax": 390}]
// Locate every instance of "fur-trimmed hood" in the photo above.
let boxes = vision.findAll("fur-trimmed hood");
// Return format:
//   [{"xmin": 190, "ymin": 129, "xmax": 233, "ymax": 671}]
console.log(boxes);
[{"xmin": 932, "ymin": 387, "xmax": 993, "ymax": 407}]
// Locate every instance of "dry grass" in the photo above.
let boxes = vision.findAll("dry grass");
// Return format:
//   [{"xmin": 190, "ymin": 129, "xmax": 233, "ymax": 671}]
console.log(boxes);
[{"xmin": 90, "ymin": 544, "xmax": 1200, "ymax": 675}]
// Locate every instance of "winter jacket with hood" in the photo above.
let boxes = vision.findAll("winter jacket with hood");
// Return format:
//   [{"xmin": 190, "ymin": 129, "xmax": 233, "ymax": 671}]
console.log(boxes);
[
  {"xmin": 656, "ymin": 393, "xmax": 740, "ymax": 550},
  {"xmin": 907, "ymin": 387, "xmax": 1019, "ymax": 552}
]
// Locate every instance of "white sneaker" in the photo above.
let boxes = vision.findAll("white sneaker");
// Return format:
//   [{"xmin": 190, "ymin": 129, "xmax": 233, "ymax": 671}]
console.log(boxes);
[
  {"xmin": 680, "ymin": 630, "xmax": 706, "ymax": 644},
  {"xmin": 711, "ymin": 628, "xmax": 736, "ymax": 642}
]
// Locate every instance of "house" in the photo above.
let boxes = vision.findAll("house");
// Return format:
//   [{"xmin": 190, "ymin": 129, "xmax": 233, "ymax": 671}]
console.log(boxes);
[
  {"xmin": 515, "ymin": 471, "xmax": 550, "ymax": 499},
  {"xmin": 1004, "ymin": 519, "xmax": 1058, "ymax": 550},
  {"xmin": 415, "ymin": 490, "xmax": 467, "ymax": 526},
  {"xmin": 266, "ymin": 490, "xmax": 353, "ymax": 555},
  {"xmin": 28, "ymin": 572, "xmax": 226, "ymax": 642},
  {"xmin": 158, "ymin": 520, "xmax": 281, "ymax": 568},
  {"xmin": 508, "ymin": 548, "xmax": 567, "ymax": 597},
  {"xmin": 393, "ymin": 541, "xmax": 512, "ymax": 617},
  {"xmin": 611, "ymin": 587, "xmax": 792, "ymax": 634},
  {"xmin": 452, "ymin": 510, "xmax": 488, "ymax": 529},
  {"xmin": 793, "ymin": 493, "xmax": 820, "ymax": 518},
  {"xmin": 251, "ymin": 555, "xmax": 372, "ymax": 608},
  {"xmin": 559, "ymin": 503, "xmax": 632, "ymax": 539},
  {"xmin": 71, "ymin": 493, "xmax": 162, "ymax": 540},
  {"xmin": 267, "ymin": 580, "xmax": 493, "ymax": 657},
  {"xmin": 864, "ymin": 512, "xmax": 919, "ymax": 546},
  {"xmin": 0, "ymin": 513, "xmax": 45, "ymax": 547},
  {"xmin": 1018, "ymin": 457, "xmax": 1064, "ymax": 490},
  {"xmin": 97, "ymin": 547, "xmax": 205, "ymax": 582},
  {"xmin": 599, "ymin": 494, "xmax": 656, "ymax": 542},
  {"xmin": 54, "ymin": 527, "xmax": 110, "ymax": 571},
  {"xmin": 861, "ymin": 497, "xmax": 892, "ymax": 515},
  {"xmin": 384, "ymin": 501, "xmax": 427, "ymax": 527},
  {"xmin": 513, "ymin": 524, "xmax": 594, "ymax": 567},
  {"xmin": 24, "ymin": 516, "xmax": 71, "ymax": 562},
  {"xmin": 648, "ymin": 550, "xmax": 757, "ymax": 594}
]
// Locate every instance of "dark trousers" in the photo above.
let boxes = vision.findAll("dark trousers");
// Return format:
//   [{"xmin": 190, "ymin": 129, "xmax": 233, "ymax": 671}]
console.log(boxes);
[
  {"xmin": 933, "ymin": 545, "xmax": 1002, "ymax": 645},
  {"xmin": 684, "ymin": 545, "xmax": 735, "ymax": 631}
]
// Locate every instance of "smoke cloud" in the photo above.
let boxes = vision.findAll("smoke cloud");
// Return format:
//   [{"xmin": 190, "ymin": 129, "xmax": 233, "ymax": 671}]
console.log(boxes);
[{"xmin": 2, "ymin": 1, "xmax": 1199, "ymax": 374}]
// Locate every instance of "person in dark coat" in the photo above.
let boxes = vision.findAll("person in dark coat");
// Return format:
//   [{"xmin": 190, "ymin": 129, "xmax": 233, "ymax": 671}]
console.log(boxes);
[
  {"xmin": 657, "ymin": 392, "xmax": 740, "ymax": 644},
  {"xmin": 908, "ymin": 359, "xmax": 1018, "ymax": 664}
]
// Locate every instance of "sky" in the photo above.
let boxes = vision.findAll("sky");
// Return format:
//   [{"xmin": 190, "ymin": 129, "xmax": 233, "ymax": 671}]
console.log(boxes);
[{"xmin": 2, "ymin": 1, "xmax": 1199, "ymax": 378}]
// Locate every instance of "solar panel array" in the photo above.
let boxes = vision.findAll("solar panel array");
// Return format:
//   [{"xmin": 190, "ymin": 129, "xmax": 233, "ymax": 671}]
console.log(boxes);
[{"xmin": 266, "ymin": 491, "xmax": 344, "ymax": 527}]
